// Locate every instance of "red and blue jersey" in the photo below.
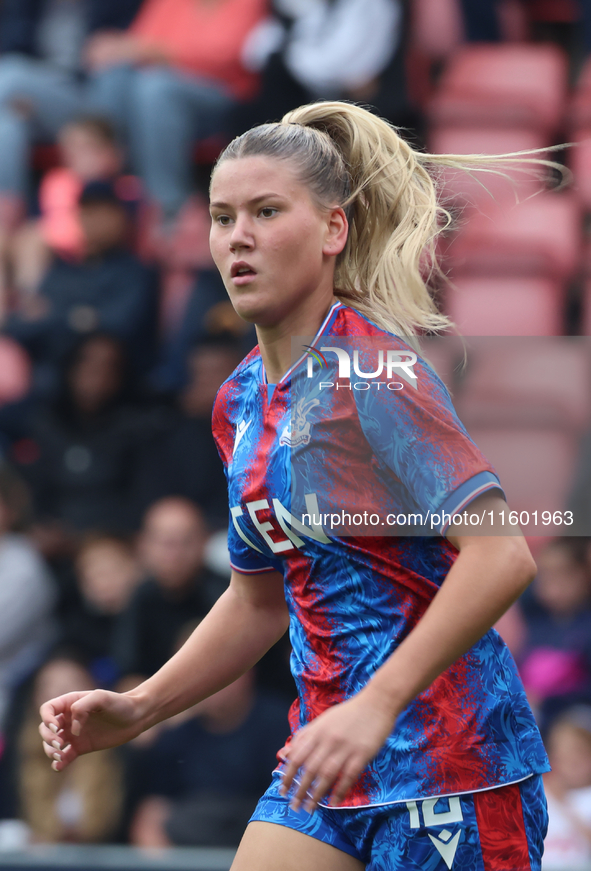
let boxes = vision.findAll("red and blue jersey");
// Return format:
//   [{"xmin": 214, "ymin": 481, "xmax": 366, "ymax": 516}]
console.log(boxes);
[{"xmin": 212, "ymin": 301, "xmax": 550, "ymax": 808}]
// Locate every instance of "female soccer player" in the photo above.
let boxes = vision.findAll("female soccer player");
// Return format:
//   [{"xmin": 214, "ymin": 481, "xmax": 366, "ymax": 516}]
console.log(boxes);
[{"xmin": 39, "ymin": 102, "xmax": 550, "ymax": 870}]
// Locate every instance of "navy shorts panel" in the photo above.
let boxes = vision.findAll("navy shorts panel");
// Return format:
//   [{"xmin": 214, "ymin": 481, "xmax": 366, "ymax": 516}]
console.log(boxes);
[{"xmin": 249, "ymin": 772, "xmax": 548, "ymax": 870}]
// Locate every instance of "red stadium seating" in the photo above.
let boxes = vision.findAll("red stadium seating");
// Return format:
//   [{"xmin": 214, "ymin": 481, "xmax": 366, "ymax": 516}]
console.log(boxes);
[
  {"xmin": 429, "ymin": 44, "xmax": 568, "ymax": 136},
  {"xmin": 454, "ymin": 338, "xmax": 591, "ymax": 430},
  {"xmin": 410, "ymin": 0, "xmax": 464, "ymax": 60},
  {"xmin": 429, "ymin": 127, "xmax": 548, "ymax": 206},
  {"xmin": 445, "ymin": 192, "xmax": 581, "ymax": 281},
  {"xmin": 445, "ymin": 276, "xmax": 564, "ymax": 335},
  {"xmin": 526, "ymin": 0, "xmax": 578, "ymax": 23},
  {"xmin": 465, "ymin": 425, "xmax": 577, "ymax": 522},
  {"xmin": 406, "ymin": 0, "xmax": 464, "ymax": 104}
]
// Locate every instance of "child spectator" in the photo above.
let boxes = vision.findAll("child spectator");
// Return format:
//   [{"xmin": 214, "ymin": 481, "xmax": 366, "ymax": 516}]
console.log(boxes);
[
  {"xmin": 519, "ymin": 539, "xmax": 591, "ymax": 721},
  {"xmin": 9, "ymin": 116, "xmax": 136, "ymax": 300},
  {"xmin": 543, "ymin": 706, "xmax": 591, "ymax": 869},
  {"xmin": 60, "ymin": 535, "xmax": 141, "ymax": 687},
  {"xmin": 0, "ymin": 0, "xmax": 143, "ymax": 220},
  {"xmin": 6, "ymin": 180, "xmax": 158, "ymax": 387},
  {"xmin": 17, "ymin": 653, "xmax": 124, "ymax": 843}
]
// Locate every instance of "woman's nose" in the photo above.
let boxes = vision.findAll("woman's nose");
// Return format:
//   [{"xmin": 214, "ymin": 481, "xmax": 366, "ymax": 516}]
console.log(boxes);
[{"xmin": 229, "ymin": 215, "xmax": 254, "ymax": 251}]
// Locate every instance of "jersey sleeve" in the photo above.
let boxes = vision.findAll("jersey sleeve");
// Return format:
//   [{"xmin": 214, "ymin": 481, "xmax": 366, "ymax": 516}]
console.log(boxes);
[
  {"xmin": 354, "ymin": 353, "xmax": 504, "ymax": 535},
  {"xmin": 212, "ymin": 384, "xmax": 278, "ymax": 575}
]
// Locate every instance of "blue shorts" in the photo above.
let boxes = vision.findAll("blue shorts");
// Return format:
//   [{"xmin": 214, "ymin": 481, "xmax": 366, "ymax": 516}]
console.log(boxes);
[{"xmin": 249, "ymin": 771, "xmax": 548, "ymax": 870}]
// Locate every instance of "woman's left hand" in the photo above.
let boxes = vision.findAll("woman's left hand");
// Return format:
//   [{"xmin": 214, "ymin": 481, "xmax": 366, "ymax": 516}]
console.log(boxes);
[{"xmin": 279, "ymin": 689, "xmax": 397, "ymax": 812}]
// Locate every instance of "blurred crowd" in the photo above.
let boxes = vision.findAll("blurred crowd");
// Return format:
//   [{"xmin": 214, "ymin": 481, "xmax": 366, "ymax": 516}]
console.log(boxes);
[{"xmin": 0, "ymin": 0, "xmax": 586, "ymax": 864}]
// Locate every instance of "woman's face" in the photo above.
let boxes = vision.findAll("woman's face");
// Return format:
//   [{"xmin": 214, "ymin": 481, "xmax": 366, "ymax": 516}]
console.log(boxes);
[{"xmin": 209, "ymin": 155, "xmax": 347, "ymax": 327}]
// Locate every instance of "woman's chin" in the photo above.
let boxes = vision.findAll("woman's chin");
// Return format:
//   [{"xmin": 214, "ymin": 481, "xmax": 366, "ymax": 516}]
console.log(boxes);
[{"xmin": 231, "ymin": 296, "xmax": 278, "ymax": 326}]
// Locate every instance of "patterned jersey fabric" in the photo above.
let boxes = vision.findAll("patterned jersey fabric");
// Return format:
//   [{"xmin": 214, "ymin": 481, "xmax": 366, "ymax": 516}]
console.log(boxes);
[{"xmin": 212, "ymin": 301, "xmax": 550, "ymax": 808}]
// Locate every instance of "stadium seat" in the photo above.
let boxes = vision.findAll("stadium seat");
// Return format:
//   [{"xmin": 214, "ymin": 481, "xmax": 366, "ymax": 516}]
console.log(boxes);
[
  {"xmin": 445, "ymin": 276, "xmax": 564, "ymax": 335},
  {"xmin": 406, "ymin": 0, "xmax": 464, "ymax": 105},
  {"xmin": 410, "ymin": 0, "xmax": 463, "ymax": 60},
  {"xmin": 445, "ymin": 192, "xmax": 581, "ymax": 282},
  {"xmin": 526, "ymin": 0, "xmax": 578, "ymax": 23},
  {"xmin": 454, "ymin": 338, "xmax": 591, "ymax": 430},
  {"xmin": 428, "ymin": 44, "xmax": 568, "ymax": 136},
  {"xmin": 465, "ymin": 425, "xmax": 577, "ymax": 523},
  {"xmin": 429, "ymin": 127, "xmax": 548, "ymax": 206}
]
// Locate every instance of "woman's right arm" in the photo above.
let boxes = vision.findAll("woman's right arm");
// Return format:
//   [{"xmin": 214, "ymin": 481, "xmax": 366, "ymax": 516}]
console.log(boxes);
[{"xmin": 39, "ymin": 569, "xmax": 288, "ymax": 770}]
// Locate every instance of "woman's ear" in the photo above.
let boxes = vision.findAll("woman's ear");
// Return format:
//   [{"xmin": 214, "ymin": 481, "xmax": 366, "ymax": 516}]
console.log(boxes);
[{"xmin": 323, "ymin": 207, "xmax": 348, "ymax": 257}]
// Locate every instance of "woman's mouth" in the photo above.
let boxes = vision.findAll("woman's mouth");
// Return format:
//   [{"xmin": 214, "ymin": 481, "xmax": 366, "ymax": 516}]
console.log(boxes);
[{"xmin": 231, "ymin": 261, "xmax": 257, "ymax": 284}]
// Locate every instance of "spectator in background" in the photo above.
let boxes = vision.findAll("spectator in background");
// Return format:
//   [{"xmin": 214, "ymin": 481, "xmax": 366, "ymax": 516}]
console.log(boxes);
[
  {"xmin": 542, "ymin": 706, "xmax": 591, "ymax": 869},
  {"xmin": 86, "ymin": 0, "xmax": 268, "ymax": 226},
  {"xmin": 112, "ymin": 498, "xmax": 226, "ymax": 680},
  {"xmin": 240, "ymin": 0, "xmax": 413, "ymax": 133},
  {"xmin": 137, "ymin": 335, "xmax": 244, "ymax": 527},
  {"xmin": 17, "ymin": 653, "xmax": 124, "ymax": 843},
  {"xmin": 0, "ymin": 0, "xmax": 143, "ymax": 227},
  {"xmin": 0, "ymin": 464, "xmax": 56, "ymax": 732},
  {"xmin": 9, "ymin": 334, "xmax": 150, "ymax": 547},
  {"xmin": 519, "ymin": 539, "xmax": 591, "ymax": 723},
  {"xmin": 59, "ymin": 534, "xmax": 141, "ymax": 687},
  {"xmin": 8, "ymin": 115, "xmax": 136, "ymax": 301},
  {"xmin": 5, "ymin": 179, "xmax": 158, "ymax": 388},
  {"xmin": 127, "ymin": 663, "xmax": 289, "ymax": 848}
]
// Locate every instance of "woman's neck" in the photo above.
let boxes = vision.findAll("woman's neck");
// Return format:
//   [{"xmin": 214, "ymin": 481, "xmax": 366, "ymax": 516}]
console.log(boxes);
[{"xmin": 256, "ymin": 294, "xmax": 338, "ymax": 384}]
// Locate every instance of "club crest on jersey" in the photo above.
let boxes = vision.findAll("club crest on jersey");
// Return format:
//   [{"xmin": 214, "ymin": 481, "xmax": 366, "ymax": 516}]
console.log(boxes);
[{"xmin": 279, "ymin": 397, "xmax": 320, "ymax": 448}]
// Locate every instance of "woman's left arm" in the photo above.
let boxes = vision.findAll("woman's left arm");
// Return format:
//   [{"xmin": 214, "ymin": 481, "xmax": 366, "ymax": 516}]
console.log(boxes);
[{"xmin": 281, "ymin": 493, "xmax": 536, "ymax": 811}]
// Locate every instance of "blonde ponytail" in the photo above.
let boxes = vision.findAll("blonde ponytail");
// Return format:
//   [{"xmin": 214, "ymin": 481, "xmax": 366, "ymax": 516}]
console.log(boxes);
[{"xmin": 214, "ymin": 100, "xmax": 562, "ymax": 338}]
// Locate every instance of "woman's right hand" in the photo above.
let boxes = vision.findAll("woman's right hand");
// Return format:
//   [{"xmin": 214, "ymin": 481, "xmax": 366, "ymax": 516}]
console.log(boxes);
[{"xmin": 39, "ymin": 688, "xmax": 147, "ymax": 771}]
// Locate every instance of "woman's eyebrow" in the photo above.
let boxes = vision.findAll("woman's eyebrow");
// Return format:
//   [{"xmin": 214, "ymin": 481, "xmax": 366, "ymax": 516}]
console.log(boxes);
[{"xmin": 209, "ymin": 192, "xmax": 285, "ymax": 209}]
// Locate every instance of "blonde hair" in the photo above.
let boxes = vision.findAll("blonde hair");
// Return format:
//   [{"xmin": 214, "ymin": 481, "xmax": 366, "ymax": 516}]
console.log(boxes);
[{"xmin": 214, "ymin": 101, "xmax": 562, "ymax": 338}]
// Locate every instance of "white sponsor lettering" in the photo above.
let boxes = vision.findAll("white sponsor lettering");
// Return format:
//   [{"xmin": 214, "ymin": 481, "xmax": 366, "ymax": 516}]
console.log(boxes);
[
  {"xmin": 230, "ymin": 506, "xmax": 263, "ymax": 554},
  {"xmin": 247, "ymin": 499, "xmax": 293, "ymax": 553},
  {"xmin": 230, "ymin": 494, "xmax": 331, "ymax": 555}
]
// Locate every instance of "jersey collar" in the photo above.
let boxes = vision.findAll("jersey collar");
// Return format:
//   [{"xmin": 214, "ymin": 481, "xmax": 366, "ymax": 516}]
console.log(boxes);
[{"xmin": 261, "ymin": 300, "xmax": 343, "ymax": 387}]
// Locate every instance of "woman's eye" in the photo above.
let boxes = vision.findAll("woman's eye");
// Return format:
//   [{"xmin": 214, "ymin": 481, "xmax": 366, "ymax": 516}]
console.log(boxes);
[
  {"xmin": 214, "ymin": 214, "xmax": 232, "ymax": 226},
  {"xmin": 260, "ymin": 207, "xmax": 277, "ymax": 218}
]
